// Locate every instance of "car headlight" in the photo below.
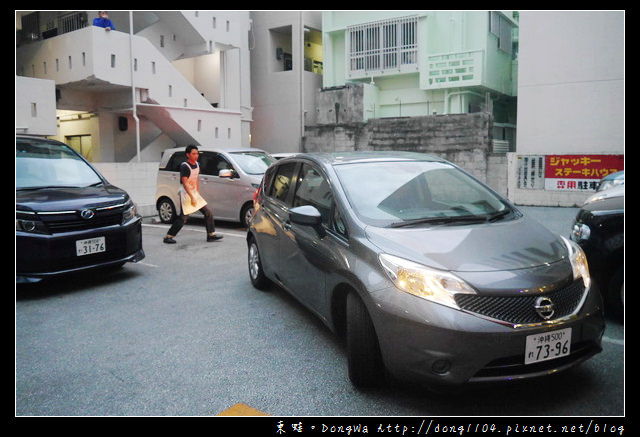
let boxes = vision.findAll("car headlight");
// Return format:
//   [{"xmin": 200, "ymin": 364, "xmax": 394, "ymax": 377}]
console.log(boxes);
[
  {"xmin": 379, "ymin": 253, "xmax": 476, "ymax": 309},
  {"xmin": 122, "ymin": 202, "xmax": 137, "ymax": 224},
  {"xmin": 561, "ymin": 236, "xmax": 591, "ymax": 289}
]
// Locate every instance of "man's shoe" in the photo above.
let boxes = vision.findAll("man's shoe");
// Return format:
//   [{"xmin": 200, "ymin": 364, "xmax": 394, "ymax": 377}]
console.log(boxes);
[
  {"xmin": 163, "ymin": 237, "xmax": 177, "ymax": 244},
  {"xmin": 207, "ymin": 234, "xmax": 224, "ymax": 242}
]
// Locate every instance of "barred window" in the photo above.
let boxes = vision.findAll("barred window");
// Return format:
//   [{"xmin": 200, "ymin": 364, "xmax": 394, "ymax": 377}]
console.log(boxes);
[
  {"xmin": 489, "ymin": 11, "xmax": 513, "ymax": 55},
  {"xmin": 347, "ymin": 16, "xmax": 418, "ymax": 77}
]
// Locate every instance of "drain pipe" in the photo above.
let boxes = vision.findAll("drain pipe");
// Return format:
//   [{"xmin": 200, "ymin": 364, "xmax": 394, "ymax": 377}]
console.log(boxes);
[{"xmin": 129, "ymin": 11, "xmax": 140, "ymax": 162}]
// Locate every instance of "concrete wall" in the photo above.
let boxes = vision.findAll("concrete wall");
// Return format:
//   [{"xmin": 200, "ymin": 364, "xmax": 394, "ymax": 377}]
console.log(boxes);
[{"xmin": 303, "ymin": 112, "xmax": 509, "ymax": 197}]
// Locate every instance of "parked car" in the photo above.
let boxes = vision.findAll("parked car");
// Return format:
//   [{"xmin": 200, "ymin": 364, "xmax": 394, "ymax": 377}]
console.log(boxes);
[
  {"xmin": 571, "ymin": 185, "xmax": 624, "ymax": 319},
  {"xmin": 16, "ymin": 136, "xmax": 145, "ymax": 283},
  {"xmin": 595, "ymin": 170, "xmax": 624, "ymax": 192},
  {"xmin": 155, "ymin": 147, "xmax": 275, "ymax": 227},
  {"xmin": 247, "ymin": 152, "xmax": 604, "ymax": 389}
]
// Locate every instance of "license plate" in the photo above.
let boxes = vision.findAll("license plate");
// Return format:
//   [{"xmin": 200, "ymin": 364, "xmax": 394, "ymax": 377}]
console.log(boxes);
[
  {"xmin": 76, "ymin": 237, "xmax": 106, "ymax": 256},
  {"xmin": 525, "ymin": 327, "xmax": 571, "ymax": 364}
]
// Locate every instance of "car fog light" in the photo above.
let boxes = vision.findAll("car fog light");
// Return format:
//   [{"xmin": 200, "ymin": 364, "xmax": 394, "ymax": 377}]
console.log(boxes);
[{"xmin": 432, "ymin": 359, "xmax": 451, "ymax": 375}]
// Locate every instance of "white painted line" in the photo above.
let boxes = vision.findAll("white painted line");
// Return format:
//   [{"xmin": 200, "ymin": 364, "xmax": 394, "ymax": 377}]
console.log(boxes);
[{"xmin": 142, "ymin": 223, "xmax": 246, "ymax": 238}]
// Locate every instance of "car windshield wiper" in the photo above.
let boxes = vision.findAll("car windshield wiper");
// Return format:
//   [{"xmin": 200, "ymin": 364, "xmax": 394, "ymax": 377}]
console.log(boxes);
[
  {"xmin": 388, "ymin": 208, "xmax": 513, "ymax": 228},
  {"xmin": 388, "ymin": 214, "xmax": 488, "ymax": 228}
]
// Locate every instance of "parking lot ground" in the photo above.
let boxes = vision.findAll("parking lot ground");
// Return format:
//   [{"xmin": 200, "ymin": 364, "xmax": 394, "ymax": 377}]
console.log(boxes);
[{"xmin": 16, "ymin": 208, "xmax": 623, "ymax": 417}]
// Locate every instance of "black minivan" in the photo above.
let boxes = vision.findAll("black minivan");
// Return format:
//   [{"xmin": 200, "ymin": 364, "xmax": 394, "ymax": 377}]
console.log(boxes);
[{"xmin": 16, "ymin": 136, "xmax": 145, "ymax": 283}]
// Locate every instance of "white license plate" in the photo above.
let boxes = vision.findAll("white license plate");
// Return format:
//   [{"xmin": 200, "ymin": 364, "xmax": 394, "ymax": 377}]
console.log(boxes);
[
  {"xmin": 525, "ymin": 327, "xmax": 572, "ymax": 364},
  {"xmin": 76, "ymin": 237, "xmax": 106, "ymax": 256}
]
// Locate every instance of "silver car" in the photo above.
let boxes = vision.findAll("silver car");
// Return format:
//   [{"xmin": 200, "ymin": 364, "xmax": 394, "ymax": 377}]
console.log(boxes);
[
  {"xmin": 247, "ymin": 152, "xmax": 604, "ymax": 388},
  {"xmin": 155, "ymin": 147, "xmax": 275, "ymax": 227}
]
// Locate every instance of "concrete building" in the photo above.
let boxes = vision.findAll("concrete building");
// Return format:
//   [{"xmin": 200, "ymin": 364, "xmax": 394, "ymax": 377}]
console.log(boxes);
[
  {"xmin": 249, "ymin": 11, "xmax": 323, "ymax": 154},
  {"xmin": 511, "ymin": 10, "xmax": 624, "ymax": 206},
  {"xmin": 16, "ymin": 11, "xmax": 253, "ymax": 214}
]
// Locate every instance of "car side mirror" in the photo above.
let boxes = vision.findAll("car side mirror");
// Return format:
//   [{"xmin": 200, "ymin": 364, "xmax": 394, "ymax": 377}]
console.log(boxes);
[
  {"xmin": 219, "ymin": 169, "xmax": 234, "ymax": 178},
  {"xmin": 289, "ymin": 205, "xmax": 326, "ymax": 238}
]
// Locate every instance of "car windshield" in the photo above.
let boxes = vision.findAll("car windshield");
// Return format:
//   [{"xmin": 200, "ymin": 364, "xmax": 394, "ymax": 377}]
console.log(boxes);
[
  {"xmin": 334, "ymin": 160, "xmax": 511, "ymax": 227},
  {"xmin": 229, "ymin": 152, "xmax": 275, "ymax": 175},
  {"xmin": 16, "ymin": 139, "xmax": 103, "ymax": 190}
]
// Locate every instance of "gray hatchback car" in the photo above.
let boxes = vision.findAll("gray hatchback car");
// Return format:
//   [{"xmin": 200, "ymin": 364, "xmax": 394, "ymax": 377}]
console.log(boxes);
[{"xmin": 247, "ymin": 152, "xmax": 604, "ymax": 389}]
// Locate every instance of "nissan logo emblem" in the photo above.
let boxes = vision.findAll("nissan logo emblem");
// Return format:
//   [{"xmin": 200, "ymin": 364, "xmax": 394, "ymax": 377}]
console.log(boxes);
[
  {"xmin": 534, "ymin": 296, "xmax": 555, "ymax": 320},
  {"xmin": 80, "ymin": 209, "xmax": 95, "ymax": 220}
]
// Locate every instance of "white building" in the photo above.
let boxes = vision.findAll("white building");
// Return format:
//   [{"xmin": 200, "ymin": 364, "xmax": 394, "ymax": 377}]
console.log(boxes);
[
  {"xmin": 16, "ymin": 11, "xmax": 252, "ymax": 161},
  {"xmin": 16, "ymin": 11, "xmax": 253, "ymax": 214},
  {"xmin": 249, "ymin": 11, "xmax": 323, "ymax": 154},
  {"xmin": 511, "ymin": 10, "xmax": 624, "ymax": 206}
]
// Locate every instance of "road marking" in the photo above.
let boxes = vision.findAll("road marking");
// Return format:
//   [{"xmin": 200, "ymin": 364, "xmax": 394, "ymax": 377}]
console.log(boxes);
[
  {"xmin": 217, "ymin": 403, "xmax": 269, "ymax": 416},
  {"xmin": 142, "ymin": 223, "xmax": 246, "ymax": 238}
]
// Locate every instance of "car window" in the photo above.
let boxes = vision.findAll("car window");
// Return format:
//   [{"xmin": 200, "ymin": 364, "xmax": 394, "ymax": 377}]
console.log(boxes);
[
  {"xmin": 200, "ymin": 152, "xmax": 233, "ymax": 176},
  {"xmin": 293, "ymin": 164, "xmax": 333, "ymax": 225},
  {"xmin": 334, "ymin": 160, "xmax": 509, "ymax": 226},
  {"xmin": 16, "ymin": 139, "xmax": 103, "ymax": 189},
  {"xmin": 268, "ymin": 162, "xmax": 297, "ymax": 203},
  {"xmin": 229, "ymin": 152, "xmax": 275, "ymax": 175},
  {"xmin": 166, "ymin": 152, "xmax": 187, "ymax": 172}
]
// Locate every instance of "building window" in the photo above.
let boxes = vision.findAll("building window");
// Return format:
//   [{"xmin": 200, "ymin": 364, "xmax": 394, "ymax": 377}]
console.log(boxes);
[
  {"xmin": 347, "ymin": 16, "xmax": 418, "ymax": 78},
  {"xmin": 489, "ymin": 11, "xmax": 513, "ymax": 55}
]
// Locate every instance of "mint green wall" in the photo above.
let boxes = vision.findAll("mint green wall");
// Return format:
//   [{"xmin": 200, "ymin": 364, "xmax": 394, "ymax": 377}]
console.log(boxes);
[{"xmin": 322, "ymin": 11, "xmax": 517, "ymax": 119}]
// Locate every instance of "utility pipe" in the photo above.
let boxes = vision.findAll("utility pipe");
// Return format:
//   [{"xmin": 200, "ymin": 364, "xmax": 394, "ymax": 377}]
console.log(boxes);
[{"xmin": 129, "ymin": 11, "xmax": 140, "ymax": 162}]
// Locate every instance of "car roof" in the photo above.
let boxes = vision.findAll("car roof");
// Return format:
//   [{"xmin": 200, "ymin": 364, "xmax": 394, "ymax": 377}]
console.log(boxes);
[
  {"xmin": 163, "ymin": 146, "xmax": 268, "ymax": 154},
  {"xmin": 279, "ymin": 151, "xmax": 449, "ymax": 166}
]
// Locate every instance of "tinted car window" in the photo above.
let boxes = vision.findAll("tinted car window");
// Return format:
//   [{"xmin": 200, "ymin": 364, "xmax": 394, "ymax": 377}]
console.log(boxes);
[
  {"xmin": 166, "ymin": 152, "xmax": 187, "ymax": 172},
  {"xmin": 200, "ymin": 152, "xmax": 233, "ymax": 176},
  {"xmin": 16, "ymin": 139, "xmax": 103, "ymax": 189},
  {"xmin": 268, "ymin": 162, "xmax": 297, "ymax": 203}
]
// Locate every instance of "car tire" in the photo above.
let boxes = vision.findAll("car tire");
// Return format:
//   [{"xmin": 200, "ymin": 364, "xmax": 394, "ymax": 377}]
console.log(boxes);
[
  {"xmin": 346, "ymin": 291, "xmax": 384, "ymax": 388},
  {"xmin": 241, "ymin": 202, "xmax": 254, "ymax": 228},
  {"xmin": 157, "ymin": 198, "xmax": 177, "ymax": 224},
  {"xmin": 248, "ymin": 236, "xmax": 271, "ymax": 290}
]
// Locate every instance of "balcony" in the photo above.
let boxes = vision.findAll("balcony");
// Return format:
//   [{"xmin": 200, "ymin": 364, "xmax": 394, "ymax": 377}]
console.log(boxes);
[{"xmin": 422, "ymin": 50, "xmax": 484, "ymax": 90}]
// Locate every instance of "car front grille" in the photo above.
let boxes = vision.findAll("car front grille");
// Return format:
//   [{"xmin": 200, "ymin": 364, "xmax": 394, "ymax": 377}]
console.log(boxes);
[
  {"xmin": 37, "ymin": 205, "xmax": 125, "ymax": 233},
  {"xmin": 454, "ymin": 279, "xmax": 587, "ymax": 325}
]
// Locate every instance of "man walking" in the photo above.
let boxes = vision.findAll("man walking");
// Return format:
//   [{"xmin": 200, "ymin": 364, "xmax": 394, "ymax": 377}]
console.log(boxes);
[{"xmin": 163, "ymin": 145, "xmax": 223, "ymax": 244}]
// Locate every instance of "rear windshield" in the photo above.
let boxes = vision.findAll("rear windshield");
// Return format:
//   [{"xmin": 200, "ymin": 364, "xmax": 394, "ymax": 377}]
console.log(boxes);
[{"xmin": 16, "ymin": 139, "xmax": 103, "ymax": 190}]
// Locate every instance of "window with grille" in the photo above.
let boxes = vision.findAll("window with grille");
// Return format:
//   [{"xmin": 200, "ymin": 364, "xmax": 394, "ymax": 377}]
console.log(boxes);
[{"xmin": 347, "ymin": 16, "xmax": 418, "ymax": 78}]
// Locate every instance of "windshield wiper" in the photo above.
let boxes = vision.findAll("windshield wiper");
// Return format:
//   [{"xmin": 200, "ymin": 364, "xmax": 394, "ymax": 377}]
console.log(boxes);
[
  {"xmin": 388, "ymin": 208, "xmax": 513, "ymax": 228},
  {"xmin": 388, "ymin": 215, "xmax": 487, "ymax": 228}
]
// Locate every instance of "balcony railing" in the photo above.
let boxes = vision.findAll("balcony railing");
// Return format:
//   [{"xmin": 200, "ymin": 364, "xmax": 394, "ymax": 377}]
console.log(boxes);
[{"xmin": 424, "ymin": 50, "xmax": 484, "ymax": 89}]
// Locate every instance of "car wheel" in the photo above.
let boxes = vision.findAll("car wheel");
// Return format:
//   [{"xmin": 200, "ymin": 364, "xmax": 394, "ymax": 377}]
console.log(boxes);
[
  {"xmin": 248, "ymin": 237, "xmax": 270, "ymax": 290},
  {"xmin": 157, "ymin": 198, "xmax": 176, "ymax": 224},
  {"xmin": 346, "ymin": 291, "xmax": 384, "ymax": 388},
  {"xmin": 241, "ymin": 202, "xmax": 254, "ymax": 227}
]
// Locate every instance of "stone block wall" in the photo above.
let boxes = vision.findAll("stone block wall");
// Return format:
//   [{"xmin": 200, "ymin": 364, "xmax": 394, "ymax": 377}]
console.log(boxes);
[{"xmin": 303, "ymin": 112, "xmax": 509, "ymax": 196}]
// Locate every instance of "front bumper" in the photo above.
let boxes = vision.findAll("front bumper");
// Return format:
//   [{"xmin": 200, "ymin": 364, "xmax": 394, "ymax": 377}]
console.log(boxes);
[
  {"xmin": 368, "ymin": 282, "xmax": 604, "ymax": 386},
  {"xmin": 16, "ymin": 218, "xmax": 144, "ymax": 282}
]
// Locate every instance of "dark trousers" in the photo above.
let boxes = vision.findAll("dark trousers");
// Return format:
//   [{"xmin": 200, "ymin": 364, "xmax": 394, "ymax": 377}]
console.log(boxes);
[{"xmin": 168, "ymin": 205, "xmax": 215, "ymax": 236}]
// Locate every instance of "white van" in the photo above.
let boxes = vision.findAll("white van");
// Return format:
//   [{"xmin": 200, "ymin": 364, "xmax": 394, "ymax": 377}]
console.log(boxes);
[{"xmin": 155, "ymin": 147, "xmax": 275, "ymax": 227}]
